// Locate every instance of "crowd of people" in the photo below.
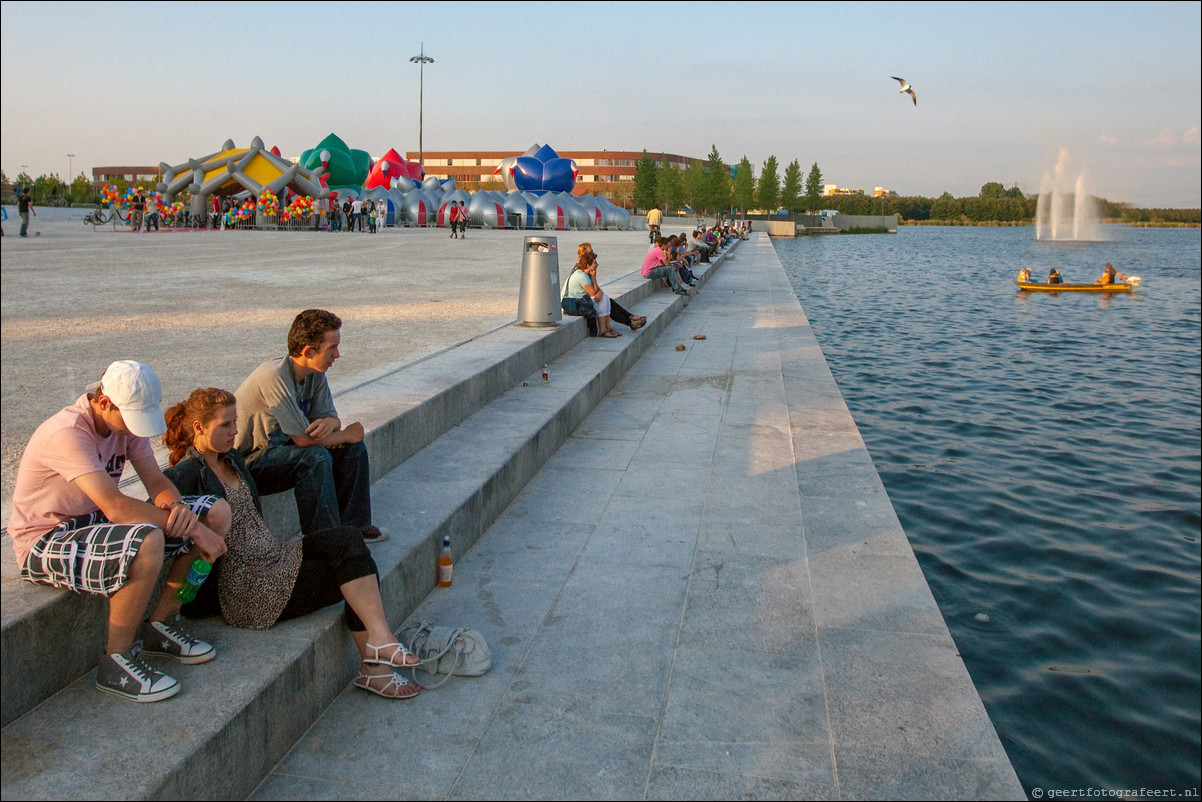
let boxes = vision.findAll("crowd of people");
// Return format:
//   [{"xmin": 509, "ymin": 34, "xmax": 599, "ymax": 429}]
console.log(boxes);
[
  {"xmin": 10, "ymin": 310, "xmax": 420, "ymax": 703},
  {"xmin": 559, "ymin": 212, "xmax": 747, "ymax": 336}
]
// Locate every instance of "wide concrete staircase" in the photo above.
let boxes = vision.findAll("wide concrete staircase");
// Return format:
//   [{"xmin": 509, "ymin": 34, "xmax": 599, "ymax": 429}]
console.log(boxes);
[{"xmin": 0, "ymin": 240, "xmax": 740, "ymax": 799}]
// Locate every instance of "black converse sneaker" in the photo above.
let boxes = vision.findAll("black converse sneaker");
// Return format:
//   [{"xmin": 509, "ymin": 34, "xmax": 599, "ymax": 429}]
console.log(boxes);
[
  {"xmin": 139, "ymin": 614, "xmax": 215, "ymax": 664},
  {"xmin": 96, "ymin": 644, "xmax": 180, "ymax": 702}
]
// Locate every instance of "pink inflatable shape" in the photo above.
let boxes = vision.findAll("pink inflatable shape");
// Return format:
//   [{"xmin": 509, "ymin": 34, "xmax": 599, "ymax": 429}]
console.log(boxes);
[{"xmin": 365, "ymin": 148, "xmax": 424, "ymax": 189}]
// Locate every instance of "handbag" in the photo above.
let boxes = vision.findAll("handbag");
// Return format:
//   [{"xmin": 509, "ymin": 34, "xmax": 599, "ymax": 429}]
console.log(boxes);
[
  {"xmin": 397, "ymin": 621, "xmax": 492, "ymax": 689},
  {"xmin": 561, "ymin": 268, "xmax": 599, "ymax": 336}
]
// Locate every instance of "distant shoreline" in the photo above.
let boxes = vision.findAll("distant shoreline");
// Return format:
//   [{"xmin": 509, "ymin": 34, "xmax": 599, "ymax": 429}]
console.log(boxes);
[{"xmin": 899, "ymin": 219, "xmax": 1200, "ymax": 228}]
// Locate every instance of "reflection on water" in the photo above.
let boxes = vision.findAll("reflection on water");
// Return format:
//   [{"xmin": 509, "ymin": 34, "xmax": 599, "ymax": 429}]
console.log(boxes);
[{"xmin": 777, "ymin": 226, "xmax": 1201, "ymax": 795}]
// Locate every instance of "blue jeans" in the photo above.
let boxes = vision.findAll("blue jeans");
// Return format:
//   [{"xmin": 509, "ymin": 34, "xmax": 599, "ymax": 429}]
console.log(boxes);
[
  {"xmin": 646, "ymin": 264, "xmax": 685, "ymax": 292},
  {"xmin": 245, "ymin": 441, "xmax": 372, "ymax": 534},
  {"xmin": 20, "ymin": 211, "xmax": 30, "ymax": 236}
]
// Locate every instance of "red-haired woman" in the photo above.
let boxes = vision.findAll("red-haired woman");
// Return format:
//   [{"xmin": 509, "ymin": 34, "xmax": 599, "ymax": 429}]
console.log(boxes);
[{"xmin": 163, "ymin": 388, "xmax": 420, "ymax": 699}]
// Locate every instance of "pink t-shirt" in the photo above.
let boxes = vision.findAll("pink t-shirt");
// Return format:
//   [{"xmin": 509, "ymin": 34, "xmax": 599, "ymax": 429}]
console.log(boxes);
[
  {"xmin": 642, "ymin": 246, "xmax": 666, "ymax": 277},
  {"xmin": 8, "ymin": 394, "xmax": 154, "ymax": 567}
]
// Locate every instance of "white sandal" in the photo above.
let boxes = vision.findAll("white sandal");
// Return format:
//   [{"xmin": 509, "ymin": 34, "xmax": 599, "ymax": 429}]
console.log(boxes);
[
  {"xmin": 354, "ymin": 669, "xmax": 419, "ymax": 699},
  {"xmin": 364, "ymin": 642, "xmax": 421, "ymax": 667}
]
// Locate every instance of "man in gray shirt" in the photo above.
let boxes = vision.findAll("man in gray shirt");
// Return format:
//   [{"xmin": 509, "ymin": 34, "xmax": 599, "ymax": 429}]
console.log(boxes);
[{"xmin": 235, "ymin": 309, "xmax": 386, "ymax": 542}]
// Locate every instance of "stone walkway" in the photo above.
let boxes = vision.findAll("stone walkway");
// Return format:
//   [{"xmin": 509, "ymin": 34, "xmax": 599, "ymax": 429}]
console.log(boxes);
[{"xmin": 251, "ymin": 236, "xmax": 1023, "ymax": 800}]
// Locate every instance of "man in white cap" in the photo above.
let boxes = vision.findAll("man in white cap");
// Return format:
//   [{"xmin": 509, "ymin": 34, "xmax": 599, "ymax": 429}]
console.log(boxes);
[{"xmin": 9, "ymin": 360, "xmax": 230, "ymax": 702}]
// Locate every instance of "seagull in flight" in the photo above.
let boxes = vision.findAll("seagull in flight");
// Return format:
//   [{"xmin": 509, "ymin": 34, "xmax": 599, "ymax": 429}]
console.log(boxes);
[{"xmin": 892, "ymin": 76, "xmax": 917, "ymax": 106}]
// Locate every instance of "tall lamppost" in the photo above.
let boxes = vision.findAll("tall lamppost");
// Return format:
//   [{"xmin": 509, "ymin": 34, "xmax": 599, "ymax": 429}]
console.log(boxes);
[
  {"xmin": 67, "ymin": 153, "xmax": 75, "ymax": 181},
  {"xmin": 409, "ymin": 43, "xmax": 434, "ymax": 170}
]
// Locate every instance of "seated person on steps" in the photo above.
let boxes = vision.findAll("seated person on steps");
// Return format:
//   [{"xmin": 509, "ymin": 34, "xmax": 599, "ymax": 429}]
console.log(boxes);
[
  {"xmin": 643, "ymin": 236, "xmax": 692, "ymax": 295},
  {"xmin": 235, "ymin": 309, "xmax": 386, "ymax": 544},
  {"xmin": 8, "ymin": 360, "xmax": 230, "ymax": 702},
  {"xmin": 164, "ymin": 388, "xmax": 422, "ymax": 700}
]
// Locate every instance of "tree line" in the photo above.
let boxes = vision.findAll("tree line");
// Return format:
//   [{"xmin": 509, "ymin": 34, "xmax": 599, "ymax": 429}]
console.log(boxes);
[
  {"xmin": 3, "ymin": 170, "xmax": 99, "ymax": 205},
  {"xmin": 630, "ymin": 149, "xmax": 1200, "ymax": 224}
]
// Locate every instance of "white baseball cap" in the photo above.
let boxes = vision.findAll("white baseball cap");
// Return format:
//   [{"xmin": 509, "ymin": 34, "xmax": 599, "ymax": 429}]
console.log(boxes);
[{"xmin": 88, "ymin": 361, "xmax": 166, "ymax": 437}]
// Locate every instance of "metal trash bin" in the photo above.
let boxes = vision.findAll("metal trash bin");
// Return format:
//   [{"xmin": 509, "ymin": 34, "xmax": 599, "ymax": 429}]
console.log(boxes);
[{"xmin": 517, "ymin": 236, "xmax": 562, "ymax": 327}]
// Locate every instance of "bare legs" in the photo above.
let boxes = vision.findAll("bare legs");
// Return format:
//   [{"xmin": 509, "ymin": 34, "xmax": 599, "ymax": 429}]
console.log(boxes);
[
  {"xmin": 342, "ymin": 574, "xmax": 419, "ymax": 675},
  {"xmin": 106, "ymin": 530, "xmax": 164, "ymax": 654}
]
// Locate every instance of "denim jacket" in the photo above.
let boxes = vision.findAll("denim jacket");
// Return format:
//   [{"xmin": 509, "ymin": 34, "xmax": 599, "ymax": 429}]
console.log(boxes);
[{"xmin": 164, "ymin": 447, "xmax": 263, "ymax": 515}]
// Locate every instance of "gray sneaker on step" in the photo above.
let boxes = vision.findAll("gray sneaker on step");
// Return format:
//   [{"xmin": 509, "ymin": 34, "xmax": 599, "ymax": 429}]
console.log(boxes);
[
  {"xmin": 140, "ymin": 614, "xmax": 215, "ymax": 664},
  {"xmin": 96, "ymin": 643, "xmax": 180, "ymax": 702}
]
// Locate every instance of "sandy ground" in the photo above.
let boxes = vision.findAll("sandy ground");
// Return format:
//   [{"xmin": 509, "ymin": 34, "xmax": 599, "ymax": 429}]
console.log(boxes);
[{"xmin": 1, "ymin": 217, "xmax": 682, "ymax": 525}]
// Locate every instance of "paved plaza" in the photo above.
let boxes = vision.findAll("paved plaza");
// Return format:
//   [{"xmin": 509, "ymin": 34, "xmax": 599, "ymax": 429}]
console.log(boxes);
[{"xmin": 0, "ymin": 216, "xmax": 668, "ymax": 523}]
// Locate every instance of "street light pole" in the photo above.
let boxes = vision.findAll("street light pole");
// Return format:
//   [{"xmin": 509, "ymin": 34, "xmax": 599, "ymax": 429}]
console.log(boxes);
[
  {"xmin": 409, "ymin": 43, "xmax": 434, "ymax": 171},
  {"xmin": 68, "ymin": 154, "xmax": 75, "ymax": 183}
]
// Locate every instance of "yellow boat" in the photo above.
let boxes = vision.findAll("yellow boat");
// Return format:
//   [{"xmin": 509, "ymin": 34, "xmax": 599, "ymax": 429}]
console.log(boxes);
[{"xmin": 1015, "ymin": 281, "xmax": 1132, "ymax": 293}]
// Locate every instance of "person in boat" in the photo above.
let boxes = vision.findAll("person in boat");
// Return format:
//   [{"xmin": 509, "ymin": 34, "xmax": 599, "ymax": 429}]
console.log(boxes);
[
  {"xmin": 1017, "ymin": 267, "xmax": 1033, "ymax": 283},
  {"xmin": 1094, "ymin": 263, "xmax": 1127, "ymax": 286},
  {"xmin": 1048, "ymin": 268, "xmax": 1063, "ymax": 285}
]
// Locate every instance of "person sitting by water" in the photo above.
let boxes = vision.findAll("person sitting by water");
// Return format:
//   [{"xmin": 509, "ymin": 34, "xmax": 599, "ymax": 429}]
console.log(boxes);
[
  {"xmin": 643, "ymin": 237, "xmax": 692, "ymax": 295},
  {"xmin": 1048, "ymin": 268, "xmax": 1063, "ymax": 285},
  {"xmin": 563, "ymin": 250, "xmax": 619, "ymax": 338},
  {"xmin": 574, "ymin": 242, "xmax": 646, "ymax": 332},
  {"xmin": 162, "ymin": 388, "xmax": 422, "ymax": 700},
  {"xmin": 1017, "ymin": 267, "xmax": 1033, "ymax": 283},
  {"xmin": 1094, "ymin": 263, "xmax": 1127, "ymax": 286}
]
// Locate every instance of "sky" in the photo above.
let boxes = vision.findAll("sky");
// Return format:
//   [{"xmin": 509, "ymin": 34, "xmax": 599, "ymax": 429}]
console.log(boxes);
[{"xmin": 1, "ymin": 1, "xmax": 1199, "ymax": 208}]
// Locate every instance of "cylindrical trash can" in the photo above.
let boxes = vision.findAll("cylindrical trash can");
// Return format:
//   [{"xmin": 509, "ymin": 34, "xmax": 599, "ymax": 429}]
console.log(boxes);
[{"xmin": 517, "ymin": 236, "xmax": 562, "ymax": 327}]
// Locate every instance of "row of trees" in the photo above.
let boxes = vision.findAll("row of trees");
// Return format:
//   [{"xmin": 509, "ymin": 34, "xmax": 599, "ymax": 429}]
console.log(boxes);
[
  {"xmin": 631, "ymin": 147, "xmax": 827, "ymax": 218},
  {"xmin": 631, "ymin": 154, "xmax": 1201, "ymax": 225},
  {"xmin": 733, "ymin": 156, "xmax": 826, "ymax": 216},
  {"xmin": 816, "ymin": 186, "xmax": 1200, "ymax": 224},
  {"xmin": 3, "ymin": 170, "xmax": 98, "ymax": 205}
]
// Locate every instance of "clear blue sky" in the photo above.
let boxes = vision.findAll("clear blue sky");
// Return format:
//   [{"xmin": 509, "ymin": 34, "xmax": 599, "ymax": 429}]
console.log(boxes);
[{"xmin": 2, "ymin": 1, "xmax": 1199, "ymax": 207}]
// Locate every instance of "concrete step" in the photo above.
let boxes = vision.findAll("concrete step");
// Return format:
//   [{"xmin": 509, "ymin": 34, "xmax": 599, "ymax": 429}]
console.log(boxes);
[
  {"xmin": 0, "ymin": 244, "xmax": 739, "ymax": 799},
  {"xmin": 0, "ymin": 245, "xmax": 733, "ymax": 728}
]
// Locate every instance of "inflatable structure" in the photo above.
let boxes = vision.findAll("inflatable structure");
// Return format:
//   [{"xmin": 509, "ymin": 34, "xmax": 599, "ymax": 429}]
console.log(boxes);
[
  {"xmin": 496, "ymin": 144, "xmax": 578, "ymax": 194},
  {"xmin": 299, "ymin": 133, "xmax": 372, "ymax": 197},
  {"xmin": 365, "ymin": 148, "xmax": 424, "ymax": 190},
  {"xmin": 153, "ymin": 137, "xmax": 631, "ymax": 231},
  {"xmin": 157, "ymin": 137, "xmax": 328, "ymax": 222}
]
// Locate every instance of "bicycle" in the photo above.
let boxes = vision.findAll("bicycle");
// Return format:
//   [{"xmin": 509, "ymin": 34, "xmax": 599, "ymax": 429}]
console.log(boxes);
[{"xmin": 82, "ymin": 207, "xmax": 112, "ymax": 228}]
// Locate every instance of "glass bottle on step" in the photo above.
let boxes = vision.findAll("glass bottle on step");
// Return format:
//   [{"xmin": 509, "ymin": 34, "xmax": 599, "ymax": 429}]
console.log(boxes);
[{"xmin": 437, "ymin": 536, "xmax": 454, "ymax": 587}]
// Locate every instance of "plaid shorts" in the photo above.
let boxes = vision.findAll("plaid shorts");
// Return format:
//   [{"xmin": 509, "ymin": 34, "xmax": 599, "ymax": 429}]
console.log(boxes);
[{"xmin": 20, "ymin": 495, "xmax": 218, "ymax": 597}]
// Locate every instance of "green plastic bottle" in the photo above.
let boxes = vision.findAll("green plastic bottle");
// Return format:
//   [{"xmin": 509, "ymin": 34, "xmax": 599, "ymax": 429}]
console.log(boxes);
[{"xmin": 177, "ymin": 558, "xmax": 212, "ymax": 602}]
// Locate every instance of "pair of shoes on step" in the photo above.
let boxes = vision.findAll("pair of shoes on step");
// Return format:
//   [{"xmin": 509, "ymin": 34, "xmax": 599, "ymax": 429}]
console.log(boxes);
[
  {"xmin": 95, "ymin": 614, "xmax": 214, "ymax": 702},
  {"xmin": 355, "ymin": 641, "xmax": 422, "ymax": 699}
]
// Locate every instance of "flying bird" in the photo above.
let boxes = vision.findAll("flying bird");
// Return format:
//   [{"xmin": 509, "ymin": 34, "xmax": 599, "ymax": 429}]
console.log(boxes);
[{"xmin": 892, "ymin": 76, "xmax": 917, "ymax": 106}]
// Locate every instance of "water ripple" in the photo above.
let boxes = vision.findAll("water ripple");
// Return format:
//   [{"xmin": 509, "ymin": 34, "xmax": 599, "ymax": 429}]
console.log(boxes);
[{"xmin": 779, "ymin": 226, "xmax": 1201, "ymax": 794}]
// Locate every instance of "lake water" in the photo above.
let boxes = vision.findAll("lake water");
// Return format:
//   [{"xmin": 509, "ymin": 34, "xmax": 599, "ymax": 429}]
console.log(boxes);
[{"xmin": 775, "ymin": 226, "xmax": 1200, "ymax": 797}]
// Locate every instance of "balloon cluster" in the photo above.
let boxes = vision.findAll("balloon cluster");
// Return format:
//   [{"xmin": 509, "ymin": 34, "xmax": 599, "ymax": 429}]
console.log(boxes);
[
  {"xmin": 161, "ymin": 201, "xmax": 185, "ymax": 225},
  {"xmin": 258, "ymin": 189, "xmax": 279, "ymax": 216},
  {"xmin": 282, "ymin": 195, "xmax": 314, "ymax": 220},
  {"xmin": 101, "ymin": 185, "xmax": 121, "ymax": 208},
  {"xmin": 225, "ymin": 198, "xmax": 258, "ymax": 226}
]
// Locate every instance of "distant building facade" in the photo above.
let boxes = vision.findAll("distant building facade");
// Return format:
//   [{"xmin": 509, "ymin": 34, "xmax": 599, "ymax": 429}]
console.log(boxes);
[
  {"xmin": 406, "ymin": 149, "xmax": 701, "ymax": 207},
  {"xmin": 91, "ymin": 166, "xmax": 162, "ymax": 190},
  {"xmin": 823, "ymin": 184, "xmax": 865, "ymax": 197}
]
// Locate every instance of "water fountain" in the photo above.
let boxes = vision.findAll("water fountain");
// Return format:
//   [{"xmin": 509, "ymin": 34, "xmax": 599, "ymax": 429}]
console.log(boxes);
[{"xmin": 1035, "ymin": 148, "xmax": 1101, "ymax": 241}]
